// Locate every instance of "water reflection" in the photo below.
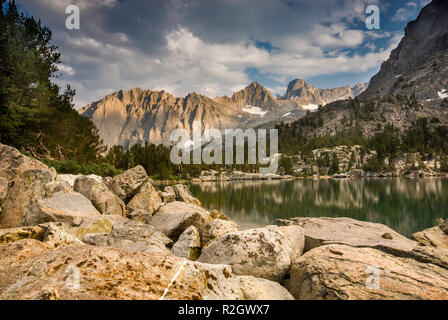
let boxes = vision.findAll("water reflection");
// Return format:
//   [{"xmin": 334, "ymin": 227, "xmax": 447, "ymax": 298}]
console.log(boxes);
[{"xmin": 189, "ymin": 179, "xmax": 448, "ymax": 236}]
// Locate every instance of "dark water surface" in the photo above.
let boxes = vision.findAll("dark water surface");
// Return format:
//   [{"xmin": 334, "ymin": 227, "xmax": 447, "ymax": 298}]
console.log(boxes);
[{"xmin": 189, "ymin": 178, "xmax": 448, "ymax": 237}]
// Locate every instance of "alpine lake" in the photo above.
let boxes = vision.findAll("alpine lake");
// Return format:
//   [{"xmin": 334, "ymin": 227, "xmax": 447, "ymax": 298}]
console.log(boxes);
[{"xmin": 189, "ymin": 178, "xmax": 448, "ymax": 237}]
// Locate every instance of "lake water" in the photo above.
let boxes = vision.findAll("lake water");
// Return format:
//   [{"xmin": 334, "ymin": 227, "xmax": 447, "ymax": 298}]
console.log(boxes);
[{"xmin": 189, "ymin": 178, "xmax": 448, "ymax": 237}]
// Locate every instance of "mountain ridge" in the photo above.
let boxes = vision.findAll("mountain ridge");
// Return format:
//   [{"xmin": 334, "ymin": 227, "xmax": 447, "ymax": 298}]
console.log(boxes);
[
  {"xmin": 80, "ymin": 79, "xmax": 367, "ymax": 147},
  {"xmin": 361, "ymin": 0, "xmax": 448, "ymax": 100},
  {"xmin": 284, "ymin": 0, "xmax": 448, "ymax": 141}
]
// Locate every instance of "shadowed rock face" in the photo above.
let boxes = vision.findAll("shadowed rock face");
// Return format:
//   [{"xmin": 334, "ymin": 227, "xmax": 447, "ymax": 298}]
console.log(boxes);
[{"xmin": 361, "ymin": 0, "xmax": 448, "ymax": 100}]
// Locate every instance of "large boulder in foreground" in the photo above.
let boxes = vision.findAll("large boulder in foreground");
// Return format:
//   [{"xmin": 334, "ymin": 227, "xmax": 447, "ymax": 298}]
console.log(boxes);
[
  {"xmin": 197, "ymin": 225, "xmax": 305, "ymax": 282},
  {"xmin": 411, "ymin": 226, "xmax": 448, "ymax": 250},
  {"xmin": 172, "ymin": 184, "xmax": 201, "ymax": 205},
  {"xmin": 290, "ymin": 244, "xmax": 448, "ymax": 300},
  {"xmin": 275, "ymin": 217, "xmax": 448, "ymax": 270},
  {"xmin": 74, "ymin": 176, "xmax": 126, "ymax": 217},
  {"xmin": 0, "ymin": 144, "xmax": 50, "ymax": 182},
  {"xmin": 160, "ymin": 186, "xmax": 176, "ymax": 203},
  {"xmin": 126, "ymin": 180, "xmax": 162, "ymax": 223},
  {"xmin": 24, "ymin": 182, "xmax": 101, "ymax": 226},
  {"xmin": 83, "ymin": 219, "xmax": 173, "ymax": 253},
  {"xmin": 0, "ymin": 177, "xmax": 8, "ymax": 207},
  {"xmin": 68, "ymin": 214, "xmax": 126, "ymax": 240},
  {"xmin": 275, "ymin": 217, "xmax": 412, "ymax": 252},
  {"xmin": 58, "ymin": 174, "xmax": 103, "ymax": 189},
  {"xmin": 202, "ymin": 219, "xmax": 239, "ymax": 248},
  {"xmin": 0, "ymin": 239, "xmax": 251, "ymax": 300},
  {"xmin": 0, "ymin": 225, "xmax": 45, "ymax": 244},
  {"xmin": 40, "ymin": 222, "xmax": 84, "ymax": 248},
  {"xmin": 238, "ymin": 276, "xmax": 294, "ymax": 300},
  {"xmin": 105, "ymin": 166, "xmax": 148, "ymax": 202},
  {"xmin": 0, "ymin": 169, "xmax": 57, "ymax": 228},
  {"xmin": 171, "ymin": 225, "xmax": 201, "ymax": 260},
  {"xmin": 1, "ymin": 160, "xmax": 101, "ymax": 228},
  {"xmin": 147, "ymin": 201, "xmax": 211, "ymax": 241}
]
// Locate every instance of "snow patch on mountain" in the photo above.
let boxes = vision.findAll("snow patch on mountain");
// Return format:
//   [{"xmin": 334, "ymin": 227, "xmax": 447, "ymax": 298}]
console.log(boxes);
[
  {"xmin": 242, "ymin": 106, "xmax": 268, "ymax": 117},
  {"xmin": 438, "ymin": 89, "xmax": 448, "ymax": 99},
  {"xmin": 302, "ymin": 104, "xmax": 319, "ymax": 111}
]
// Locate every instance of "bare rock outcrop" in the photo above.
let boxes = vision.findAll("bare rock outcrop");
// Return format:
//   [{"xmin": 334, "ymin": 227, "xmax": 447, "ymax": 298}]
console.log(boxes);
[
  {"xmin": 68, "ymin": 214, "xmax": 126, "ymax": 240},
  {"xmin": 172, "ymin": 184, "xmax": 201, "ymax": 206},
  {"xmin": 361, "ymin": 0, "xmax": 448, "ymax": 100},
  {"xmin": 58, "ymin": 174, "xmax": 103, "ymax": 189},
  {"xmin": 274, "ymin": 217, "xmax": 448, "ymax": 270},
  {"xmin": 0, "ymin": 239, "xmax": 256, "ymax": 300},
  {"xmin": 105, "ymin": 165, "xmax": 148, "ymax": 202},
  {"xmin": 0, "ymin": 143, "xmax": 51, "ymax": 182},
  {"xmin": 74, "ymin": 176, "xmax": 126, "ymax": 217},
  {"xmin": 148, "ymin": 201, "xmax": 211, "ymax": 241},
  {"xmin": 411, "ymin": 225, "xmax": 448, "ymax": 250},
  {"xmin": 41, "ymin": 222, "xmax": 84, "ymax": 248},
  {"xmin": 160, "ymin": 186, "xmax": 176, "ymax": 203},
  {"xmin": 238, "ymin": 276, "xmax": 294, "ymax": 300},
  {"xmin": 282, "ymin": 78, "xmax": 353, "ymax": 107},
  {"xmin": 197, "ymin": 225, "xmax": 305, "ymax": 282},
  {"xmin": 0, "ymin": 225, "xmax": 45, "ymax": 244},
  {"xmin": 1, "ymin": 168, "xmax": 101, "ymax": 228},
  {"xmin": 126, "ymin": 180, "xmax": 162, "ymax": 223},
  {"xmin": 171, "ymin": 225, "xmax": 201, "ymax": 260},
  {"xmin": 290, "ymin": 244, "xmax": 448, "ymax": 300},
  {"xmin": 82, "ymin": 219, "xmax": 172, "ymax": 254},
  {"xmin": 202, "ymin": 219, "xmax": 239, "ymax": 248},
  {"xmin": 24, "ymin": 182, "xmax": 101, "ymax": 227}
]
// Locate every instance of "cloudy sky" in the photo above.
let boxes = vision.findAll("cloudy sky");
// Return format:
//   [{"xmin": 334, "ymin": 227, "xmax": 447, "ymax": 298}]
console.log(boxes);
[{"xmin": 14, "ymin": 0, "xmax": 431, "ymax": 108}]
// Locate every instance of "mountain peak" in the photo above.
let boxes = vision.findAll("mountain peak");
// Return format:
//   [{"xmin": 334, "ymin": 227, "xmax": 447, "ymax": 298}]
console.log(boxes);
[
  {"xmin": 248, "ymin": 81, "xmax": 263, "ymax": 88},
  {"xmin": 231, "ymin": 82, "xmax": 277, "ymax": 108},
  {"xmin": 361, "ymin": 0, "xmax": 448, "ymax": 100}
]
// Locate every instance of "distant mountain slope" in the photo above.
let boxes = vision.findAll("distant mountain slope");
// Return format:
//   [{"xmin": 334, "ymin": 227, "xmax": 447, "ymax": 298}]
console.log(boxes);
[
  {"xmin": 80, "ymin": 80, "xmax": 366, "ymax": 147},
  {"xmin": 284, "ymin": 0, "xmax": 448, "ymax": 140},
  {"xmin": 361, "ymin": 0, "xmax": 448, "ymax": 100},
  {"xmin": 280, "ymin": 79, "xmax": 367, "ymax": 110}
]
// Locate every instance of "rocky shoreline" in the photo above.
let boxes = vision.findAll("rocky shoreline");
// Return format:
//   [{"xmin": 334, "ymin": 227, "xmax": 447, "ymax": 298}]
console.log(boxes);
[
  {"xmin": 191, "ymin": 170, "xmax": 294, "ymax": 183},
  {"xmin": 190, "ymin": 167, "xmax": 448, "ymax": 184},
  {"xmin": 1, "ymin": 143, "xmax": 448, "ymax": 300}
]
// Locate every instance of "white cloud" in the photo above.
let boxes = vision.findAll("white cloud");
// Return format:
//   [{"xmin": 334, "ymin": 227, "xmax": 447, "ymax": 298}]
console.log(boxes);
[
  {"xmin": 392, "ymin": 1, "xmax": 419, "ymax": 21},
  {"xmin": 57, "ymin": 64, "xmax": 75, "ymax": 76},
  {"xmin": 116, "ymin": 33, "xmax": 129, "ymax": 42},
  {"xmin": 16, "ymin": 0, "xmax": 406, "ymax": 109},
  {"xmin": 60, "ymin": 27, "xmax": 402, "ymax": 108}
]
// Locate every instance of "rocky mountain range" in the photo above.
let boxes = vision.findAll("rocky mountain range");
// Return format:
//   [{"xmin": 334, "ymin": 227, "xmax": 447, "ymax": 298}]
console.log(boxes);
[
  {"xmin": 289, "ymin": 0, "xmax": 448, "ymax": 139},
  {"xmin": 79, "ymin": 80, "xmax": 367, "ymax": 147},
  {"xmin": 280, "ymin": 79, "xmax": 366, "ymax": 110}
]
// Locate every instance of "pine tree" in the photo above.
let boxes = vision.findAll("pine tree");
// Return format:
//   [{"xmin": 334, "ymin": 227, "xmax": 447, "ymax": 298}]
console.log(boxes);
[{"xmin": 0, "ymin": 1, "xmax": 104, "ymax": 164}]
